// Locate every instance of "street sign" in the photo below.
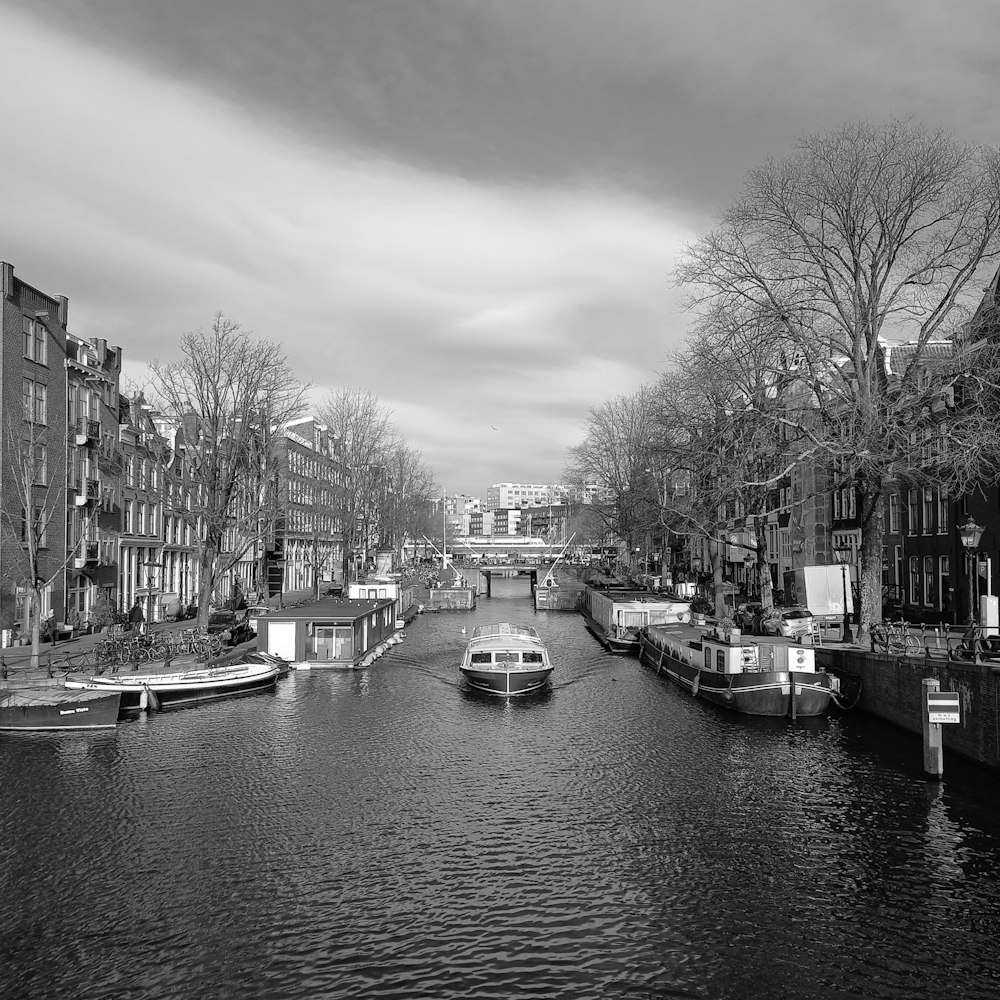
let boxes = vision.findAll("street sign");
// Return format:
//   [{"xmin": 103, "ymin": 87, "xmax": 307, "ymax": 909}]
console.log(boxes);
[{"xmin": 927, "ymin": 690, "xmax": 961, "ymax": 725}]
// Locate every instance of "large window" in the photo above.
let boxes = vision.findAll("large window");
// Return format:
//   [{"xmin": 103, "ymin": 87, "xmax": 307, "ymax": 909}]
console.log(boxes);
[
  {"xmin": 907, "ymin": 489, "xmax": 919, "ymax": 536},
  {"xmin": 308, "ymin": 625, "xmax": 353, "ymax": 662},
  {"xmin": 22, "ymin": 379, "xmax": 47, "ymax": 424},
  {"xmin": 939, "ymin": 556, "xmax": 950, "ymax": 614},
  {"xmin": 909, "ymin": 556, "xmax": 920, "ymax": 604},
  {"xmin": 888, "ymin": 494, "xmax": 900, "ymax": 533},
  {"xmin": 923, "ymin": 555, "xmax": 936, "ymax": 607},
  {"xmin": 937, "ymin": 490, "xmax": 949, "ymax": 534},
  {"xmin": 22, "ymin": 316, "xmax": 47, "ymax": 365},
  {"xmin": 923, "ymin": 489, "xmax": 934, "ymax": 535}
]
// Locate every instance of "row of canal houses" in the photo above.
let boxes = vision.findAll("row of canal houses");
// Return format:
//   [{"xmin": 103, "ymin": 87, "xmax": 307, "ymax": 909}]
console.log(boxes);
[
  {"xmin": 697, "ymin": 266, "xmax": 1000, "ymax": 628},
  {"xmin": 1, "ymin": 260, "xmax": 343, "ymax": 640}
]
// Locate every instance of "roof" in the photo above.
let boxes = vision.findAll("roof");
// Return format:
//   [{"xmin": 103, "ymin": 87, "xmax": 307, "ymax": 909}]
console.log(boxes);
[
  {"xmin": 263, "ymin": 597, "xmax": 394, "ymax": 622},
  {"xmin": 882, "ymin": 339, "xmax": 953, "ymax": 377}
]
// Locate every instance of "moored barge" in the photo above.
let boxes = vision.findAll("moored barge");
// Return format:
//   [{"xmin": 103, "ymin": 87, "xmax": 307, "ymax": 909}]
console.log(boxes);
[{"xmin": 638, "ymin": 623, "xmax": 837, "ymax": 718}]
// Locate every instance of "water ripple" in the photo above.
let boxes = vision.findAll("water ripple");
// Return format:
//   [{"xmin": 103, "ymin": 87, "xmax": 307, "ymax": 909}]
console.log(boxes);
[{"xmin": 3, "ymin": 580, "xmax": 1000, "ymax": 998}]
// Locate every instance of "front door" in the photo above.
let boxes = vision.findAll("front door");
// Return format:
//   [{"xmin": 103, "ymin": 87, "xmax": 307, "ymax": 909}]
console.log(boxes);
[{"xmin": 268, "ymin": 621, "xmax": 297, "ymax": 660}]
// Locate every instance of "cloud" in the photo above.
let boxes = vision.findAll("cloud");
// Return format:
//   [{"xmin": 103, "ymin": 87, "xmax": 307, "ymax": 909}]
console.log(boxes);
[{"xmin": 2, "ymin": 8, "xmax": 692, "ymax": 498}]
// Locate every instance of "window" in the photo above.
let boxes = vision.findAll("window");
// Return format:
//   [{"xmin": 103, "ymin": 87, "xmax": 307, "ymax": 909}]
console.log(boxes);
[
  {"xmin": 20, "ymin": 440, "xmax": 47, "ymax": 485},
  {"xmin": 907, "ymin": 489, "xmax": 918, "ymax": 536},
  {"xmin": 939, "ymin": 556, "xmax": 950, "ymax": 613},
  {"xmin": 909, "ymin": 556, "xmax": 920, "ymax": 605},
  {"xmin": 22, "ymin": 506, "xmax": 47, "ymax": 548},
  {"xmin": 923, "ymin": 555, "xmax": 935, "ymax": 607},
  {"xmin": 22, "ymin": 316, "xmax": 47, "ymax": 365},
  {"xmin": 22, "ymin": 379, "xmax": 47, "ymax": 424},
  {"xmin": 923, "ymin": 488, "xmax": 934, "ymax": 534},
  {"xmin": 937, "ymin": 490, "xmax": 948, "ymax": 534},
  {"xmin": 888, "ymin": 494, "xmax": 900, "ymax": 533}
]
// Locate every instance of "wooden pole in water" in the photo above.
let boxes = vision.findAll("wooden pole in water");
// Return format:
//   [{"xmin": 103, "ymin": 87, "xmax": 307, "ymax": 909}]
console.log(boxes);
[{"xmin": 922, "ymin": 677, "xmax": 943, "ymax": 778}]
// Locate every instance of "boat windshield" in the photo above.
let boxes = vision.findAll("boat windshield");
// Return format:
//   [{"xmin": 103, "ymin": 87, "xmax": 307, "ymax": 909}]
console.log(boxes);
[{"xmin": 472, "ymin": 623, "xmax": 538, "ymax": 639}]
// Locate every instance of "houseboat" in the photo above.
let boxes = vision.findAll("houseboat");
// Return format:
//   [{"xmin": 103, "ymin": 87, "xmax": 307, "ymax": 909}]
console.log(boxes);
[
  {"xmin": 253, "ymin": 596, "xmax": 402, "ymax": 669},
  {"xmin": 459, "ymin": 622, "xmax": 553, "ymax": 696},
  {"xmin": 637, "ymin": 623, "xmax": 838, "ymax": 718},
  {"xmin": 581, "ymin": 585, "xmax": 691, "ymax": 654},
  {"xmin": 348, "ymin": 578, "xmax": 421, "ymax": 629}
]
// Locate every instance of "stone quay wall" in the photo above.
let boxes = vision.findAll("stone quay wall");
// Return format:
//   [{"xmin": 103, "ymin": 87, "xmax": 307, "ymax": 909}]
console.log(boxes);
[{"xmin": 819, "ymin": 648, "xmax": 1000, "ymax": 771}]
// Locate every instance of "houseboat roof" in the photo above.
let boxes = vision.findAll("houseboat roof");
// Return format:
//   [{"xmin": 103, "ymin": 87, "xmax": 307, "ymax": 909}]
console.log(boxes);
[{"xmin": 264, "ymin": 597, "xmax": 395, "ymax": 622}]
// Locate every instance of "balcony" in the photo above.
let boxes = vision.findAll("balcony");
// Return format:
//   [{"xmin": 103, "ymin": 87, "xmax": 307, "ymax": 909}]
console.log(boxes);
[
  {"xmin": 73, "ymin": 416, "xmax": 101, "ymax": 446},
  {"xmin": 72, "ymin": 543, "xmax": 99, "ymax": 569},
  {"xmin": 74, "ymin": 479, "xmax": 100, "ymax": 506}
]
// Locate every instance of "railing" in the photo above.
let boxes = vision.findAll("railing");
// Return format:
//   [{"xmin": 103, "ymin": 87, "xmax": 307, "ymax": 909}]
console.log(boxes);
[{"xmin": 869, "ymin": 619, "xmax": 1000, "ymax": 662}]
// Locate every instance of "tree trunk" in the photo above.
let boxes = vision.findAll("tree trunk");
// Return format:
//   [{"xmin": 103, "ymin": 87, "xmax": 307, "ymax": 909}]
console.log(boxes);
[
  {"xmin": 857, "ymin": 487, "xmax": 885, "ymax": 645},
  {"xmin": 753, "ymin": 518, "xmax": 774, "ymax": 611},
  {"xmin": 197, "ymin": 544, "xmax": 217, "ymax": 630},
  {"xmin": 29, "ymin": 588, "xmax": 42, "ymax": 671},
  {"xmin": 710, "ymin": 536, "xmax": 726, "ymax": 619}
]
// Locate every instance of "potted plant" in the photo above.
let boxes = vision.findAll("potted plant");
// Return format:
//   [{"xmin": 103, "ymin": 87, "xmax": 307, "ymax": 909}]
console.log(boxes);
[
  {"xmin": 689, "ymin": 596, "xmax": 713, "ymax": 625},
  {"xmin": 714, "ymin": 616, "xmax": 740, "ymax": 642}
]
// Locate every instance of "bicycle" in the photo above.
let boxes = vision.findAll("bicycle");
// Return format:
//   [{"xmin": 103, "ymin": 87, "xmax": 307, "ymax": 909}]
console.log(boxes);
[{"xmin": 870, "ymin": 620, "xmax": 921, "ymax": 655}]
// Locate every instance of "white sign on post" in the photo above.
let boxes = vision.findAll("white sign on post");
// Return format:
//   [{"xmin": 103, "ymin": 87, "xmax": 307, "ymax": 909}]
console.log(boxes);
[{"xmin": 926, "ymin": 691, "xmax": 961, "ymax": 725}]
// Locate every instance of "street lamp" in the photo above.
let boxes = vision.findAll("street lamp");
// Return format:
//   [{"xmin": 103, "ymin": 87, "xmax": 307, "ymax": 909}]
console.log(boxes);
[
  {"xmin": 958, "ymin": 515, "xmax": 985, "ymax": 625},
  {"xmin": 832, "ymin": 546, "xmax": 854, "ymax": 644},
  {"xmin": 744, "ymin": 552, "xmax": 755, "ymax": 599}
]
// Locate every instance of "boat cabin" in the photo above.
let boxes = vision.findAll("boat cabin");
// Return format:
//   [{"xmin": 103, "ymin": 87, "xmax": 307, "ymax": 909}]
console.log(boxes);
[
  {"xmin": 700, "ymin": 634, "xmax": 817, "ymax": 674},
  {"xmin": 585, "ymin": 586, "xmax": 691, "ymax": 635},
  {"xmin": 254, "ymin": 597, "xmax": 397, "ymax": 668},
  {"xmin": 348, "ymin": 579, "xmax": 417, "ymax": 628}
]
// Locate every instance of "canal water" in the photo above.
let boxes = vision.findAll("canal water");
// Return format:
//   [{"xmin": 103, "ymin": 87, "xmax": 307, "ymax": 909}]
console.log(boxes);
[{"xmin": 3, "ymin": 577, "xmax": 1000, "ymax": 1000}]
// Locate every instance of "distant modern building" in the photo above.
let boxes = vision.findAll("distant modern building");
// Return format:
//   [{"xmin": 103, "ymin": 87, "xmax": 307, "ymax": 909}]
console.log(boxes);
[{"xmin": 486, "ymin": 483, "xmax": 555, "ymax": 509}]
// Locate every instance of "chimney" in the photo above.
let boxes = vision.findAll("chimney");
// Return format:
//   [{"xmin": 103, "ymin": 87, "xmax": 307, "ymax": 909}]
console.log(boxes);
[
  {"xmin": 1, "ymin": 262, "xmax": 13, "ymax": 300},
  {"xmin": 57, "ymin": 295, "xmax": 68, "ymax": 327}
]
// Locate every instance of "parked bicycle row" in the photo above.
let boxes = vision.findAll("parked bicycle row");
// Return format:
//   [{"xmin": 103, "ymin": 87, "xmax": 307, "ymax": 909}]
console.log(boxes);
[{"xmin": 870, "ymin": 620, "xmax": 1000, "ymax": 661}]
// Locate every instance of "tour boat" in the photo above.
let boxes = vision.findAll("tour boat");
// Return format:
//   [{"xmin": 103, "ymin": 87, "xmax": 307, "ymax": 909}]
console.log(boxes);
[
  {"xmin": 637, "ymin": 623, "xmax": 838, "ymax": 718},
  {"xmin": 63, "ymin": 659, "xmax": 281, "ymax": 714},
  {"xmin": 581, "ymin": 584, "xmax": 691, "ymax": 654},
  {"xmin": 0, "ymin": 688, "xmax": 121, "ymax": 731},
  {"xmin": 459, "ymin": 622, "xmax": 553, "ymax": 696}
]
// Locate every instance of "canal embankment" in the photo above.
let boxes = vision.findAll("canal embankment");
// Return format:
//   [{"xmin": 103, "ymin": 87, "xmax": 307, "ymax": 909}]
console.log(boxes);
[{"xmin": 821, "ymin": 646, "xmax": 1000, "ymax": 770}]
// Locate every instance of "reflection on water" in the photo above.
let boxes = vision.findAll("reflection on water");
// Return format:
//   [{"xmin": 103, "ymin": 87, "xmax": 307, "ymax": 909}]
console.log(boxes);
[{"xmin": 3, "ymin": 578, "xmax": 1000, "ymax": 999}]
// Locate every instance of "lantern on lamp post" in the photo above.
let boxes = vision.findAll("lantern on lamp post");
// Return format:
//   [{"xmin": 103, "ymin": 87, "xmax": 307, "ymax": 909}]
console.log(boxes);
[
  {"xmin": 833, "ymin": 546, "xmax": 854, "ymax": 644},
  {"xmin": 744, "ymin": 551, "xmax": 755, "ymax": 599},
  {"xmin": 958, "ymin": 515, "xmax": 985, "ymax": 625}
]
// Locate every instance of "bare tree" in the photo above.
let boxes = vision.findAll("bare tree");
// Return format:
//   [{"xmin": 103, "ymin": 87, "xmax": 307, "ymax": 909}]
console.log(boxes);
[
  {"xmin": 147, "ymin": 315, "xmax": 307, "ymax": 628},
  {"xmin": 0, "ymin": 419, "xmax": 88, "ymax": 668},
  {"xmin": 677, "ymin": 119, "xmax": 1000, "ymax": 639},
  {"xmin": 565, "ymin": 385, "xmax": 660, "ymax": 570},
  {"xmin": 318, "ymin": 387, "xmax": 399, "ymax": 583},
  {"xmin": 376, "ymin": 442, "xmax": 438, "ymax": 566}
]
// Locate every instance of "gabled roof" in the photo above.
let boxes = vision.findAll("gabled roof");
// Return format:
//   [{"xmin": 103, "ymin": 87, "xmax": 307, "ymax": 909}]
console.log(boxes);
[{"xmin": 881, "ymin": 339, "xmax": 954, "ymax": 377}]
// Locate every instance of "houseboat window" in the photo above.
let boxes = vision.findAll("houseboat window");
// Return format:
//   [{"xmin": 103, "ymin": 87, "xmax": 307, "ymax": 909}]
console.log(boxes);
[
  {"xmin": 495, "ymin": 651, "xmax": 519, "ymax": 663},
  {"xmin": 716, "ymin": 651, "xmax": 725, "ymax": 672},
  {"xmin": 523, "ymin": 651, "xmax": 543, "ymax": 663},
  {"xmin": 308, "ymin": 625, "xmax": 353, "ymax": 661},
  {"xmin": 704, "ymin": 648, "xmax": 712, "ymax": 670},
  {"xmin": 470, "ymin": 651, "xmax": 492, "ymax": 664}
]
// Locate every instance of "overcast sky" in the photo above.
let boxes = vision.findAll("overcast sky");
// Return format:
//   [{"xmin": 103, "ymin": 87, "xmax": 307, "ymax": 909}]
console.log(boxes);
[{"xmin": 5, "ymin": 0, "xmax": 1000, "ymax": 498}]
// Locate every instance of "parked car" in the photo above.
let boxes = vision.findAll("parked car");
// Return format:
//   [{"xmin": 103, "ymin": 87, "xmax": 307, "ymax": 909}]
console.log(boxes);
[
  {"xmin": 734, "ymin": 603, "xmax": 815, "ymax": 639},
  {"xmin": 760, "ymin": 606, "xmax": 814, "ymax": 639},
  {"xmin": 206, "ymin": 611, "xmax": 255, "ymax": 646},
  {"xmin": 245, "ymin": 606, "xmax": 269, "ymax": 633}
]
